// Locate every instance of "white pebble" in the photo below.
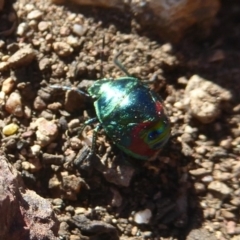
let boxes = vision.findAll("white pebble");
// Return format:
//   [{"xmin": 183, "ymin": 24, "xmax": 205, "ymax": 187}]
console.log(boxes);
[
  {"xmin": 72, "ymin": 24, "xmax": 85, "ymax": 36},
  {"xmin": 67, "ymin": 36, "xmax": 79, "ymax": 47},
  {"xmin": 17, "ymin": 22, "xmax": 28, "ymax": 36},
  {"xmin": 30, "ymin": 144, "xmax": 41, "ymax": 156},
  {"xmin": 134, "ymin": 209, "xmax": 152, "ymax": 224},
  {"xmin": 27, "ymin": 10, "xmax": 43, "ymax": 20}
]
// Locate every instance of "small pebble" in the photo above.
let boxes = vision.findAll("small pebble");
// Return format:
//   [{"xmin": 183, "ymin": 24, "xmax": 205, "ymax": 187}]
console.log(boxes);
[
  {"xmin": 208, "ymin": 181, "xmax": 232, "ymax": 198},
  {"xmin": 220, "ymin": 138, "xmax": 232, "ymax": 149},
  {"xmin": 35, "ymin": 118, "xmax": 58, "ymax": 146},
  {"xmin": 0, "ymin": 91, "xmax": 5, "ymax": 105},
  {"xmin": 39, "ymin": 58, "xmax": 51, "ymax": 71},
  {"xmin": 190, "ymin": 168, "xmax": 211, "ymax": 176},
  {"xmin": 38, "ymin": 21, "xmax": 49, "ymax": 32},
  {"xmin": 2, "ymin": 123, "xmax": 19, "ymax": 135},
  {"xmin": 72, "ymin": 24, "xmax": 86, "ymax": 36},
  {"xmin": 17, "ymin": 22, "xmax": 28, "ymax": 36},
  {"xmin": 0, "ymin": 40, "xmax": 5, "ymax": 48},
  {"xmin": 174, "ymin": 101, "xmax": 184, "ymax": 110},
  {"xmin": 30, "ymin": 144, "xmax": 41, "ymax": 156},
  {"xmin": 110, "ymin": 187, "xmax": 122, "ymax": 207},
  {"xmin": 221, "ymin": 210, "xmax": 235, "ymax": 219},
  {"xmin": 61, "ymin": 173, "xmax": 82, "ymax": 200},
  {"xmin": 52, "ymin": 198, "xmax": 64, "ymax": 207},
  {"xmin": 67, "ymin": 36, "xmax": 79, "ymax": 47},
  {"xmin": 52, "ymin": 42, "xmax": 73, "ymax": 57},
  {"xmin": 33, "ymin": 96, "xmax": 47, "ymax": 110},
  {"xmin": 0, "ymin": 62, "xmax": 10, "ymax": 72},
  {"xmin": 160, "ymin": 43, "xmax": 172, "ymax": 53},
  {"xmin": 1, "ymin": 55, "xmax": 8, "ymax": 61},
  {"xmin": 131, "ymin": 226, "xmax": 138, "ymax": 236},
  {"xmin": 68, "ymin": 119, "xmax": 80, "ymax": 130},
  {"xmin": 184, "ymin": 125, "xmax": 196, "ymax": 134},
  {"xmin": 27, "ymin": 10, "xmax": 43, "ymax": 20},
  {"xmin": 201, "ymin": 175, "xmax": 213, "ymax": 183},
  {"xmin": 134, "ymin": 209, "xmax": 152, "ymax": 224},
  {"xmin": 230, "ymin": 197, "xmax": 240, "ymax": 207},
  {"xmin": 48, "ymin": 175, "xmax": 61, "ymax": 189},
  {"xmin": 178, "ymin": 76, "xmax": 188, "ymax": 85},
  {"xmin": 21, "ymin": 160, "xmax": 41, "ymax": 172},
  {"xmin": 5, "ymin": 92, "xmax": 23, "ymax": 117},
  {"xmin": 195, "ymin": 146, "xmax": 207, "ymax": 154},
  {"xmin": 70, "ymin": 235, "xmax": 81, "ymax": 240},
  {"xmin": 47, "ymin": 102, "xmax": 62, "ymax": 111},
  {"xmin": 1, "ymin": 77, "xmax": 15, "ymax": 94},
  {"xmin": 213, "ymin": 170, "xmax": 232, "ymax": 181},
  {"xmin": 226, "ymin": 221, "xmax": 236, "ymax": 235},
  {"xmin": 75, "ymin": 207, "xmax": 88, "ymax": 215},
  {"xmin": 69, "ymin": 137, "xmax": 82, "ymax": 150},
  {"xmin": 8, "ymin": 47, "xmax": 35, "ymax": 68},
  {"xmin": 194, "ymin": 182, "xmax": 206, "ymax": 194}
]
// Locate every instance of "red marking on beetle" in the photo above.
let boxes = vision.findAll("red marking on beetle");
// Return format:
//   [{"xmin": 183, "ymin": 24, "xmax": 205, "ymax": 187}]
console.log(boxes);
[
  {"xmin": 128, "ymin": 122, "xmax": 157, "ymax": 157},
  {"xmin": 155, "ymin": 101, "xmax": 163, "ymax": 116}
]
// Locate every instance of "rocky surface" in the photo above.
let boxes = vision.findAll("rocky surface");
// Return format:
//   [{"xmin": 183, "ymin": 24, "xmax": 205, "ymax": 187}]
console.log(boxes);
[
  {"xmin": 0, "ymin": 155, "xmax": 59, "ymax": 240},
  {"xmin": 0, "ymin": 0, "xmax": 240, "ymax": 239},
  {"xmin": 51, "ymin": 0, "xmax": 220, "ymax": 42}
]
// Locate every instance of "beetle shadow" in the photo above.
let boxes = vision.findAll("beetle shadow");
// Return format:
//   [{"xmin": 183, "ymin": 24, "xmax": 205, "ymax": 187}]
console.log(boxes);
[
  {"xmin": 159, "ymin": 0, "xmax": 240, "ymax": 148},
  {"xmin": 69, "ymin": 134, "xmax": 205, "ymax": 239}
]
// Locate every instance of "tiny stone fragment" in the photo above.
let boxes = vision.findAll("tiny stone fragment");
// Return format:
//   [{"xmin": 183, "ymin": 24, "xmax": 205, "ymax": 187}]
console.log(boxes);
[
  {"xmin": 8, "ymin": 47, "xmax": 36, "ymax": 68},
  {"xmin": 34, "ymin": 96, "xmax": 47, "ymax": 110},
  {"xmin": 42, "ymin": 153, "xmax": 64, "ymax": 165},
  {"xmin": 0, "ymin": 91, "xmax": 5, "ymax": 105},
  {"xmin": 1, "ymin": 77, "xmax": 15, "ymax": 94},
  {"xmin": 5, "ymin": 92, "xmax": 23, "ymax": 117},
  {"xmin": 52, "ymin": 42, "xmax": 73, "ymax": 57},
  {"xmin": 208, "ymin": 181, "xmax": 232, "ymax": 198},
  {"xmin": 72, "ymin": 24, "xmax": 86, "ymax": 36},
  {"xmin": 39, "ymin": 57, "xmax": 51, "ymax": 70},
  {"xmin": 0, "ymin": 61, "xmax": 10, "ymax": 72},
  {"xmin": 17, "ymin": 22, "xmax": 28, "ymax": 36},
  {"xmin": 189, "ymin": 168, "xmax": 211, "ymax": 177},
  {"xmin": 30, "ymin": 144, "xmax": 41, "ymax": 156},
  {"xmin": 27, "ymin": 10, "xmax": 43, "ymax": 20},
  {"xmin": 38, "ymin": 21, "xmax": 49, "ymax": 31},
  {"xmin": 64, "ymin": 89, "xmax": 85, "ymax": 112},
  {"xmin": 61, "ymin": 173, "xmax": 83, "ymax": 200},
  {"xmin": 134, "ymin": 209, "xmax": 152, "ymax": 224},
  {"xmin": 2, "ymin": 123, "xmax": 18, "ymax": 135},
  {"xmin": 35, "ymin": 118, "xmax": 58, "ymax": 146}
]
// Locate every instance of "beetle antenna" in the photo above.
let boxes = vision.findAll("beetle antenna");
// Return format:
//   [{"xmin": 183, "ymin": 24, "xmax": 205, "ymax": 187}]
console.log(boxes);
[
  {"xmin": 100, "ymin": 36, "xmax": 105, "ymax": 78},
  {"xmin": 114, "ymin": 50, "xmax": 131, "ymax": 77}
]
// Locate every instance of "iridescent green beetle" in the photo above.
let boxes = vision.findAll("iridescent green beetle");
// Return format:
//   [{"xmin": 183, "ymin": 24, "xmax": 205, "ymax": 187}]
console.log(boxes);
[{"xmin": 53, "ymin": 51, "xmax": 171, "ymax": 160}]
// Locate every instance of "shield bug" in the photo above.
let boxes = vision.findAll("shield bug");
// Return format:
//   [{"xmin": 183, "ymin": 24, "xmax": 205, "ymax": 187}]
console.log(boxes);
[{"xmin": 52, "ymin": 51, "xmax": 170, "ymax": 160}]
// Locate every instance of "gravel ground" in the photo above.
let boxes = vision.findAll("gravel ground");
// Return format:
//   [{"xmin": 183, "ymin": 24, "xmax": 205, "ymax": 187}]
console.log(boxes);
[{"xmin": 1, "ymin": 0, "xmax": 240, "ymax": 239}]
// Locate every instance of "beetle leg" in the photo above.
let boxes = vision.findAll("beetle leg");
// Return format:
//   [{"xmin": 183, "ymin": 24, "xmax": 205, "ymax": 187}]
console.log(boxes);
[
  {"xmin": 77, "ymin": 117, "xmax": 98, "ymax": 137},
  {"xmin": 50, "ymin": 85, "xmax": 90, "ymax": 97},
  {"xmin": 89, "ymin": 124, "xmax": 102, "ymax": 157},
  {"xmin": 77, "ymin": 117, "xmax": 100, "ymax": 157},
  {"xmin": 80, "ymin": 122, "xmax": 102, "ymax": 160}
]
